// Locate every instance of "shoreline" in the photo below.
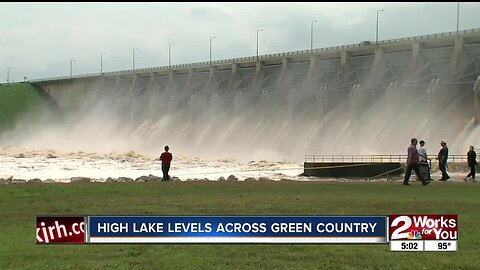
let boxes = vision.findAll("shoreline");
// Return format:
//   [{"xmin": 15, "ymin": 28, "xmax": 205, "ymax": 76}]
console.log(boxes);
[
  {"xmin": 1, "ymin": 172, "xmax": 476, "ymax": 184},
  {"xmin": 1, "ymin": 146, "xmax": 475, "ymax": 184}
]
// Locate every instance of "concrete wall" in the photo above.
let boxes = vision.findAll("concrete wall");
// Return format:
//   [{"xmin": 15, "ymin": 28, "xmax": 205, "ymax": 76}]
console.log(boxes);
[{"xmin": 303, "ymin": 162, "xmax": 403, "ymax": 178}]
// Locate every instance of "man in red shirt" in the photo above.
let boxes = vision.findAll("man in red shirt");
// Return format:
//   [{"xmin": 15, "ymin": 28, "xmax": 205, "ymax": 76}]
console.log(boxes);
[{"xmin": 159, "ymin": 146, "xmax": 173, "ymax": 181}]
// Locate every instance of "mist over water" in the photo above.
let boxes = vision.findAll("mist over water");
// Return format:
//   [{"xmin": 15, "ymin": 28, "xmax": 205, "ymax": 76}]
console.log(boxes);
[{"xmin": 1, "ymin": 44, "xmax": 480, "ymax": 167}]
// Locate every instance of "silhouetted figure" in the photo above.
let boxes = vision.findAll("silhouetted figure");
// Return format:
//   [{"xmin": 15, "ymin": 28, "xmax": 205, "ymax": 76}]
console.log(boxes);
[
  {"xmin": 159, "ymin": 146, "xmax": 173, "ymax": 181},
  {"xmin": 437, "ymin": 140, "xmax": 450, "ymax": 181},
  {"xmin": 465, "ymin": 145, "xmax": 477, "ymax": 182},
  {"xmin": 404, "ymin": 138, "xmax": 430, "ymax": 186}
]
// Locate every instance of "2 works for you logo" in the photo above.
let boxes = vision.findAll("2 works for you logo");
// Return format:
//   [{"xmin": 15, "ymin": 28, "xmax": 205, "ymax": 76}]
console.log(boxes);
[{"xmin": 389, "ymin": 215, "xmax": 457, "ymax": 241}]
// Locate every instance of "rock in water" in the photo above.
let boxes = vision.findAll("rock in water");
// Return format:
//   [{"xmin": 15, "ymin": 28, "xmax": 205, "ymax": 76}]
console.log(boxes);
[
  {"xmin": 117, "ymin": 177, "xmax": 134, "ymax": 183},
  {"xmin": 28, "ymin": 178, "xmax": 43, "ymax": 183},
  {"xmin": 226, "ymin": 175, "xmax": 238, "ymax": 181},
  {"xmin": 70, "ymin": 177, "xmax": 91, "ymax": 183}
]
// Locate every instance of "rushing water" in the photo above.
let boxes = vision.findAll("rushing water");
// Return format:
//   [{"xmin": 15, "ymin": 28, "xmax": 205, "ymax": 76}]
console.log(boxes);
[{"xmin": 0, "ymin": 147, "xmax": 304, "ymax": 182}]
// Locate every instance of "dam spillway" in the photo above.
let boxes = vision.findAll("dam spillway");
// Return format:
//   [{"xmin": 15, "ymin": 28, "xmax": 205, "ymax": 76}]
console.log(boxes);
[{"xmin": 21, "ymin": 28, "xmax": 480, "ymax": 161}]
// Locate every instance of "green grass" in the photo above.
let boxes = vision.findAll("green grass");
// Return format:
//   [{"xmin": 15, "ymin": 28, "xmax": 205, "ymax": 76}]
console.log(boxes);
[
  {"xmin": 0, "ymin": 82, "xmax": 58, "ymax": 132},
  {"xmin": 0, "ymin": 181, "xmax": 479, "ymax": 269}
]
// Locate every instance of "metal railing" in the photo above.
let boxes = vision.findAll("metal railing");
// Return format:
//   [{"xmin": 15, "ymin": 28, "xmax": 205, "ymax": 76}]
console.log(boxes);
[
  {"xmin": 29, "ymin": 27, "xmax": 480, "ymax": 83},
  {"xmin": 305, "ymin": 155, "xmax": 468, "ymax": 163}
]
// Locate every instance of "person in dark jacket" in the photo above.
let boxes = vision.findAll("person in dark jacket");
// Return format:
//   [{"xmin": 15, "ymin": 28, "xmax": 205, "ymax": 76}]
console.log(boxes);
[
  {"xmin": 464, "ymin": 145, "xmax": 477, "ymax": 182},
  {"xmin": 437, "ymin": 140, "xmax": 450, "ymax": 181}
]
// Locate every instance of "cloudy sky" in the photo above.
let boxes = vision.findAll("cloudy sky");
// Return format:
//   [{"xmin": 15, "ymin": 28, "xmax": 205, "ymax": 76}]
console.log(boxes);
[{"xmin": 1, "ymin": 2, "xmax": 479, "ymax": 82}]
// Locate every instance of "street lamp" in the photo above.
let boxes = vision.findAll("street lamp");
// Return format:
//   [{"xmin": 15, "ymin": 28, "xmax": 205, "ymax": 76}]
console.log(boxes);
[
  {"xmin": 132, "ymin": 48, "xmax": 139, "ymax": 71},
  {"xmin": 100, "ymin": 52, "xmax": 106, "ymax": 74},
  {"xmin": 456, "ymin": 2, "xmax": 460, "ymax": 34},
  {"xmin": 209, "ymin": 36, "xmax": 216, "ymax": 65},
  {"xmin": 70, "ymin": 60, "xmax": 75, "ymax": 78},
  {"xmin": 256, "ymin": 29, "xmax": 263, "ymax": 62},
  {"xmin": 311, "ymin": 20, "xmax": 318, "ymax": 52},
  {"xmin": 376, "ymin": 9, "xmax": 384, "ymax": 47},
  {"xmin": 169, "ymin": 42, "xmax": 175, "ymax": 69},
  {"xmin": 7, "ymin": 67, "xmax": 12, "ymax": 84}
]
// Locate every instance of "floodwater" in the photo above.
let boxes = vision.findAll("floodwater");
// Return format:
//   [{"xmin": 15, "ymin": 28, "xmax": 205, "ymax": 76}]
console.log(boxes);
[
  {"xmin": 0, "ymin": 147, "xmax": 304, "ymax": 182},
  {"xmin": 0, "ymin": 147, "xmax": 468, "ymax": 183}
]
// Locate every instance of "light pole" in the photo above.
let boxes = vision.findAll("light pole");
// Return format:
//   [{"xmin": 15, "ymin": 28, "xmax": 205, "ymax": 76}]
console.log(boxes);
[
  {"xmin": 456, "ymin": 2, "xmax": 460, "ymax": 34},
  {"xmin": 209, "ymin": 36, "xmax": 216, "ymax": 65},
  {"xmin": 70, "ymin": 60, "xmax": 75, "ymax": 78},
  {"xmin": 256, "ymin": 29, "xmax": 263, "ymax": 62},
  {"xmin": 100, "ymin": 52, "xmax": 106, "ymax": 74},
  {"xmin": 7, "ymin": 67, "xmax": 12, "ymax": 84},
  {"xmin": 132, "ymin": 48, "xmax": 139, "ymax": 71},
  {"xmin": 169, "ymin": 42, "xmax": 174, "ymax": 70},
  {"xmin": 311, "ymin": 20, "xmax": 318, "ymax": 52},
  {"xmin": 376, "ymin": 9, "xmax": 384, "ymax": 47}
]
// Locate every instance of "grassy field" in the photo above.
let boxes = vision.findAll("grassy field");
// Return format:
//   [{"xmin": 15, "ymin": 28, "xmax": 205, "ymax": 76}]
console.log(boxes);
[
  {"xmin": 0, "ymin": 83, "xmax": 58, "ymax": 132},
  {"xmin": 0, "ymin": 181, "xmax": 479, "ymax": 269}
]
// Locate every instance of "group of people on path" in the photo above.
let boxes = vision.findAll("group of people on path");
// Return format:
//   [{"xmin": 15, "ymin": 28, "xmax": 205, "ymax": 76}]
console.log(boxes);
[{"xmin": 403, "ymin": 138, "xmax": 477, "ymax": 185}]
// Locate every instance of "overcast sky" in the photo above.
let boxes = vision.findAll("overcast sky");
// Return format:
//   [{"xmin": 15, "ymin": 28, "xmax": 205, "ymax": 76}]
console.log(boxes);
[{"xmin": 1, "ymin": 2, "xmax": 479, "ymax": 82}]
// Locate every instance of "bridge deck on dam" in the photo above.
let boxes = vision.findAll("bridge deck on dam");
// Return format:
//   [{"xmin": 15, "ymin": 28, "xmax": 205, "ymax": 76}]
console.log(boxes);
[{"xmin": 31, "ymin": 27, "xmax": 480, "ymax": 83}]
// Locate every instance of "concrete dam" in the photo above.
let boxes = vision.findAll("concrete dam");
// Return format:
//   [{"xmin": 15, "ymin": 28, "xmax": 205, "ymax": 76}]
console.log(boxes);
[{"xmin": 27, "ymin": 28, "xmax": 480, "ymax": 161}]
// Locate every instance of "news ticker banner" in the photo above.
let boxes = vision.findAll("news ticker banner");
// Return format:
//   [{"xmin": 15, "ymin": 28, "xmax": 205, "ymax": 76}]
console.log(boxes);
[
  {"xmin": 37, "ymin": 216, "xmax": 386, "ymax": 244},
  {"xmin": 36, "ymin": 215, "xmax": 457, "ymax": 251}
]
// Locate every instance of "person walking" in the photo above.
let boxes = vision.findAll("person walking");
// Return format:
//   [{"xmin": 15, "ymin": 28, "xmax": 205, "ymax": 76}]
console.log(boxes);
[
  {"xmin": 437, "ymin": 140, "xmax": 451, "ymax": 181},
  {"xmin": 159, "ymin": 145, "xmax": 173, "ymax": 181},
  {"xmin": 464, "ymin": 145, "xmax": 477, "ymax": 182},
  {"xmin": 404, "ymin": 138, "xmax": 430, "ymax": 186}
]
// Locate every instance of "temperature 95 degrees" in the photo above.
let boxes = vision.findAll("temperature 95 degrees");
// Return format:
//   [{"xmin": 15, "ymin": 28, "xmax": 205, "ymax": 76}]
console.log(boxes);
[{"xmin": 438, "ymin": 242, "xmax": 451, "ymax": 249}]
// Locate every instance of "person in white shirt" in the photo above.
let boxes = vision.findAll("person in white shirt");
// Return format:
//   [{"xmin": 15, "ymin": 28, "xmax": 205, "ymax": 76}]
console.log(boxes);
[
  {"xmin": 418, "ymin": 140, "xmax": 427, "ymax": 163},
  {"xmin": 418, "ymin": 140, "xmax": 432, "ymax": 180}
]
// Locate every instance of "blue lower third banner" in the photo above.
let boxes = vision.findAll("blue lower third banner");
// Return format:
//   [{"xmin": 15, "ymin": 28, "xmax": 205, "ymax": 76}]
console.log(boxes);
[{"xmin": 87, "ymin": 216, "xmax": 387, "ymax": 244}]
